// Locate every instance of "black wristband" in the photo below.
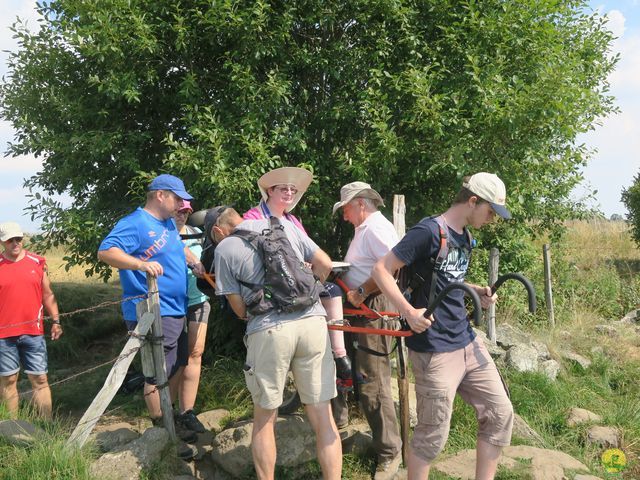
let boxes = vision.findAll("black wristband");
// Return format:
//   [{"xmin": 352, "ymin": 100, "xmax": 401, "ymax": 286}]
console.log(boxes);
[{"xmin": 52, "ymin": 320, "xmax": 61, "ymax": 325}]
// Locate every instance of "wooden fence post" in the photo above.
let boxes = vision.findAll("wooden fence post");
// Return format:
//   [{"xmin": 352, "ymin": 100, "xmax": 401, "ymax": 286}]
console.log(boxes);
[
  {"xmin": 146, "ymin": 275, "xmax": 177, "ymax": 442},
  {"xmin": 67, "ymin": 311, "xmax": 155, "ymax": 447},
  {"xmin": 543, "ymin": 244, "xmax": 555, "ymax": 327},
  {"xmin": 393, "ymin": 194, "xmax": 410, "ymax": 465},
  {"xmin": 486, "ymin": 248, "xmax": 499, "ymax": 343}
]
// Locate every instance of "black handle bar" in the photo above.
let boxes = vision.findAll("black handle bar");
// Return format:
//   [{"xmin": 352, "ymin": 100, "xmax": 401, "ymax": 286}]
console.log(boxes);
[
  {"xmin": 423, "ymin": 282, "xmax": 483, "ymax": 326},
  {"xmin": 491, "ymin": 273, "xmax": 537, "ymax": 314}
]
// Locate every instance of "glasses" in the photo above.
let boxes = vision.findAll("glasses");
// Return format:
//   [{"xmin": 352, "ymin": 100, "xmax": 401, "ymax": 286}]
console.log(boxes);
[
  {"xmin": 274, "ymin": 185, "xmax": 298, "ymax": 195},
  {"xmin": 6, "ymin": 237, "xmax": 23, "ymax": 243}
]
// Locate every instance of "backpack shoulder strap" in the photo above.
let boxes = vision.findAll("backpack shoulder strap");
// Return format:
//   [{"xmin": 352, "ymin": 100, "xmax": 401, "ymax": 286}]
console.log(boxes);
[{"xmin": 427, "ymin": 215, "xmax": 448, "ymax": 304}]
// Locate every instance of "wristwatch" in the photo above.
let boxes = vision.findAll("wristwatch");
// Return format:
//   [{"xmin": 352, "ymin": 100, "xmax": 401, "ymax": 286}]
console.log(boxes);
[{"xmin": 357, "ymin": 286, "xmax": 367, "ymax": 297}]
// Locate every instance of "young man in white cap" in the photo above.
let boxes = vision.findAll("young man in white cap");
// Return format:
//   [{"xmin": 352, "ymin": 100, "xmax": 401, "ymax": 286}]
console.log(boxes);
[
  {"xmin": 0, "ymin": 222, "xmax": 62, "ymax": 418},
  {"xmin": 332, "ymin": 181, "xmax": 403, "ymax": 480},
  {"xmin": 372, "ymin": 173, "xmax": 514, "ymax": 480},
  {"xmin": 98, "ymin": 174, "xmax": 205, "ymax": 458}
]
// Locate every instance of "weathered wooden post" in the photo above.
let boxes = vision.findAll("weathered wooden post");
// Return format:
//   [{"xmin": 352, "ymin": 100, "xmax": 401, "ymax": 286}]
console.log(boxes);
[
  {"xmin": 543, "ymin": 244, "xmax": 555, "ymax": 327},
  {"xmin": 486, "ymin": 248, "xmax": 499, "ymax": 342},
  {"xmin": 147, "ymin": 275, "xmax": 177, "ymax": 441},
  {"xmin": 393, "ymin": 194, "xmax": 410, "ymax": 464},
  {"xmin": 67, "ymin": 311, "xmax": 155, "ymax": 447}
]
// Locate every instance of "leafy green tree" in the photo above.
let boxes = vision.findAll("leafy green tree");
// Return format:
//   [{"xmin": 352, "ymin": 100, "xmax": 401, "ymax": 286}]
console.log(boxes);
[
  {"xmin": 622, "ymin": 173, "xmax": 640, "ymax": 245},
  {"xmin": 1, "ymin": 0, "xmax": 617, "ymax": 279}
]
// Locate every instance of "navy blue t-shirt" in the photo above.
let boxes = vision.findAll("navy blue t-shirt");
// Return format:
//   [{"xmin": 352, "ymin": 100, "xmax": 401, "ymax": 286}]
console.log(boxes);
[{"xmin": 392, "ymin": 216, "xmax": 475, "ymax": 353}]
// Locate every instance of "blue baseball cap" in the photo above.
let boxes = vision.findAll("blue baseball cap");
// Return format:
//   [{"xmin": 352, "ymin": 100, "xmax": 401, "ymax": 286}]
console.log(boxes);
[{"xmin": 148, "ymin": 174, "xmax": 193, "ymax": 200}]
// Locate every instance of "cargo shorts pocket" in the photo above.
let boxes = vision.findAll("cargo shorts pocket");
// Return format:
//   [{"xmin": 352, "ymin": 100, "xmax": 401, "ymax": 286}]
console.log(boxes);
[{"xmin": 416, "ymin": 386, "xmax": 449, "ymax": 426}]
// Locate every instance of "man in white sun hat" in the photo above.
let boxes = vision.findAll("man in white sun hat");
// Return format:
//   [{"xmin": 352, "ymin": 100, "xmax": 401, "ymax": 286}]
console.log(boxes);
[
  {"xmin": 332, "ymin": 181, "xmax": 403, "ymax": 480},
  {"xmin": 372, "ymin": 172, "xmax": 513, "ymax": 480}
]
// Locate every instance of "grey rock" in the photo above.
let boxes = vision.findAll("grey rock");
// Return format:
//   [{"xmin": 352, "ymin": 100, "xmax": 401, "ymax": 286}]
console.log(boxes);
[
  {"xmin": 473, "ymin": 328, "xmax": 506, "ymax": 360},
  {"xmin": 340, "ymin": 420, "xmax": 374, "ymax": 457},
  {"xmin": 211, "ymin": 415, "xmax": 316, "ymax": 476},
  {"xmin": 512, "ymin": 414, "xmax": 545, "ymax": 446},
  {"xmin": 90, "ymin": 422, "xmax": 140, "ymax": 452},
  {"xmin": 197, "ymin": 409, "xmax": 229, "ymax": 433},
  {"xmin": 567, "ymin": 407, "xmax": 602, "ymax": 427},
  {"xmin": 0, "ymin": 419, "xmax": 43, "ymax": 446},
  {"xmin": 562, "ymin": 351, "xmax": 592, "ymax": 369},
  {"xmin": 586, "ymin": 426, "xmax": 620, "ymax": 448},
  {"xmin": 540, "ymin": 360, "xmax": 561, "ymax": 381},
  {"xmin": 531, "ymin": 341, "xmax": 551, "ymax": 361},
  {"xmin": 619, "ymin": 308, "xmax": 640, "ymax": 324},
  {"xmin": 433, "ymin": 445, "xmax": 590, "ymax": 480},
  {"xmin": 90, "ymin": 427, "xmax": 170, "ymax": 480},
  {"xmin": 496, "ymin": 323, "xmax": 531, "ymax": 349},
  {"xmin": 595, "ymin": 324, "xmax": 618, "ymax": 337},
  {"xmin": 505, "ymin": 344, "xmax": 539, "ymax": 372}
]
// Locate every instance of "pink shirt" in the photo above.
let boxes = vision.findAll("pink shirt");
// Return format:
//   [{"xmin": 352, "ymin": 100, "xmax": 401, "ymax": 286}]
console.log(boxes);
[{"xmin": 243, "ymin": 201, "xmax": 307, "ymax": 235}]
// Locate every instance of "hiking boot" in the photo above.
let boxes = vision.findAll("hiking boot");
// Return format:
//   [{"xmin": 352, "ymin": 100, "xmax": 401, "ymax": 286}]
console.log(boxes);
[
  {"xmin": 177, "ymin": 441, "xmax": 198, "ymax": 461},
  {"xmin": 177, "ymin": 409, "xmax": 206, "ymax": 433},
  {"xmin": 151, "ymin": 416, "xmax": 198, "ymax": 443},
  {"xmin": 335, "ymin": 355, "xmax": 352, "ymax": 380},
  {"xmin": 374, "ymin": 452, "xmax": 402, "ymax": 480}
]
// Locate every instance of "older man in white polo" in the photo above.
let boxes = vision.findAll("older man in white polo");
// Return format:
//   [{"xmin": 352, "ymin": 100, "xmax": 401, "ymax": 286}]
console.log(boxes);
[{"xmin": 333, "ymin": 182, "xmax": 403, "ymax": 480}]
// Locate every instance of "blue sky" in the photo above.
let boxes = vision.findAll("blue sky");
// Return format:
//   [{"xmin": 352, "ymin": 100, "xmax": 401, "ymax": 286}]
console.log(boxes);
[{"xmin": 1, "ymin": 1, "xmax": 638, "ymax": 231}]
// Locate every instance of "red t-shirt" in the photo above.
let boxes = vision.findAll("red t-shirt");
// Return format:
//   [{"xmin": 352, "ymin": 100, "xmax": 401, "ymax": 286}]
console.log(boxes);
[{"xmin": 0, "ymin": 251, "xmax": 47, "ymax": 338}]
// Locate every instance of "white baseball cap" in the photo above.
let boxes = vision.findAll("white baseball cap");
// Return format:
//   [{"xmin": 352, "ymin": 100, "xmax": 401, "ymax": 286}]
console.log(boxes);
[
  {"xmin": 0, "ymin": 222, "xmax": 24, "ymax": 242},
  {"xmin": 463, "ymin": 173, "xmax": 511, "ymax": 219}
]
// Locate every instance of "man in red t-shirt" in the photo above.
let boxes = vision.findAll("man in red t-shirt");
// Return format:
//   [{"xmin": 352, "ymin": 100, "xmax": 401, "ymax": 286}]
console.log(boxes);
[{"xmin": 0, "ymin": 222, "xmax": 63, "ymax": 418}]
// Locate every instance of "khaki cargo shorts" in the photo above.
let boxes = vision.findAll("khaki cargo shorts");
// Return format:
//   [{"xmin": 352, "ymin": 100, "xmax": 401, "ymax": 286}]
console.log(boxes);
[
  {"xmin": 243, "ymin": 315, "xmax": 337, "ymax": 410},
  {"xmin": 409, "ymin": 337, "xmax": 513, "ymax": 462}
]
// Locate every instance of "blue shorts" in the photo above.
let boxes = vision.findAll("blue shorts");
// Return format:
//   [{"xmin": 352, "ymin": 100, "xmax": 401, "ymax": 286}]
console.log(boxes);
[
  {"xmin": 125, "ymin": 316, "xmax": 188, "ymax": 384},
  {"xmin": 0, "ymin": 335, "xmax": 48, "ymax": 376}
]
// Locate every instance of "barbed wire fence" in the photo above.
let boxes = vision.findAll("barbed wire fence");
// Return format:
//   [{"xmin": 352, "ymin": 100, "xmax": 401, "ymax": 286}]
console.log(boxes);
[{"xmin": 1, "ymin": 276, "xmax": 178, "ymax": 448}]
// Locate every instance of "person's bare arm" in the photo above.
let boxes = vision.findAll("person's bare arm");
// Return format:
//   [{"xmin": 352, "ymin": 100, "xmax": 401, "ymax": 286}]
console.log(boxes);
[
  {"xmin": 225, "ymin": 294, "xmax": 247, "ymax": 320},
  {"xmin": 310, "ymin": 248, "xmax": 332, "ymax": 283},
  {"xmin": 98, "ymin": 247, "xmax": 163, "ymax": 277},
  {"xmin": 465, "ymin": 282, "xmax": 497, "ymax": 309},
  {"xmin": 371, "ymin": 251, "xmax": 433, "ymax": 333},
  {"xmin": 41, "ymin": 269, "xmax": 62, "ymax": 340},
  {"xmin": 184, "ymin": 246, "xmax": 205, "ymax": 277}
]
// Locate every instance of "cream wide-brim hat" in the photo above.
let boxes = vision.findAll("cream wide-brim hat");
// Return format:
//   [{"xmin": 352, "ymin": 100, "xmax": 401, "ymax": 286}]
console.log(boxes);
[{"xmin": 258, "ymin": 167, "xmax": 313, "ymax": 212}]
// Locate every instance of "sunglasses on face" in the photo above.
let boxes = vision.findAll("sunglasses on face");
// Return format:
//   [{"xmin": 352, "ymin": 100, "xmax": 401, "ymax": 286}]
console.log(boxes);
[
  {"xmin": 274, "ymin": 185, "xmax": 298, "ymax": 194},
  {"xmin": 6, "ymin": 237, "xmax": 23, "ymax": 243}
]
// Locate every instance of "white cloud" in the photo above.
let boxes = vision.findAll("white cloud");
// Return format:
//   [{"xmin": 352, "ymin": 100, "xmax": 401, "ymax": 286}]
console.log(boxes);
[
  {"xmin": 0, "ymin": 1, "xmax": 40, "ymax": 77},
  {"xmin": 606, "ymin": 9, "xmax": 626, "ymax": 38}
]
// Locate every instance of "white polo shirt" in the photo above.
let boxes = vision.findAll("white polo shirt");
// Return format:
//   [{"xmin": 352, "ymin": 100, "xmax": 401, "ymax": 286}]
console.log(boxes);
[{"xmin": 343, "ymin": 211, "xmax": 399, "ymax": 289}]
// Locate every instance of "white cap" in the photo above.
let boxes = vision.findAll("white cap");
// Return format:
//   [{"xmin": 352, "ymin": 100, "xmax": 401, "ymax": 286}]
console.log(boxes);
[
  {"xmin": 463, "ymin": 173, "xmax": 511, "ymax": 219},
  {"xmin": 0, "ymin": 222, "xmax": 24, "ymax": 242}
]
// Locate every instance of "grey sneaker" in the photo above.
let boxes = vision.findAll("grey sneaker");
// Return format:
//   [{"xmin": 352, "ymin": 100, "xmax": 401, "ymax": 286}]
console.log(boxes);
[
  {"xmin": 177, "ymin": 409, "xmax": 206, "ymax": 433},
  {"xmin": 374, "ymin": 452, "xmax": 402, "ymax": 480}
]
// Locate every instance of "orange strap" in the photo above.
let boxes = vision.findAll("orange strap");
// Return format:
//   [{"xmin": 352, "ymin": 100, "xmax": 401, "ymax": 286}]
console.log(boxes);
[
  {"xmin": 203, "ymin": 273, "xmax": 216, "ymax": 290},
  {"xmin": 333, "ymin": 277, "xmax": 400, "ymax": 320},
  {"xmin": 327, "ymin": 323, "xmax": 413, "ymax": 337}
]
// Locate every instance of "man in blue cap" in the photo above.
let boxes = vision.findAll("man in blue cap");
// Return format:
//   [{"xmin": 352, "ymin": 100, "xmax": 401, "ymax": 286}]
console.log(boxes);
[{"xmin": 98, "ymin": 174, "xmax": 204, "ymax": 457}]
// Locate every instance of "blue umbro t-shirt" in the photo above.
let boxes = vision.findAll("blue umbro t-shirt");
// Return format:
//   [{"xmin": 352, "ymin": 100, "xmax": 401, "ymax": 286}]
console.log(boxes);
[
  {"xmin": 392, "ymin": 216, "xmax": 475, "ymax": 353},
  {"xmin": 99, "ymin": 207, "xmax": 187, "ymax": 321}
]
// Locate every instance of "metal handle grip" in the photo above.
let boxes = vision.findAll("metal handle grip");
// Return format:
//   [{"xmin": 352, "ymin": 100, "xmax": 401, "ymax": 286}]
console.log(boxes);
[{"xmin": 423, "ymin": 282, "xmax": 482, "ymax": 326}]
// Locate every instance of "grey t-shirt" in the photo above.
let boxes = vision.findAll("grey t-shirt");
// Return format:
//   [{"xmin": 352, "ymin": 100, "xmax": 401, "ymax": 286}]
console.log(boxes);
[{"xmin": 214, "ymin": 218, "xmax": 327, "ymax": 334}]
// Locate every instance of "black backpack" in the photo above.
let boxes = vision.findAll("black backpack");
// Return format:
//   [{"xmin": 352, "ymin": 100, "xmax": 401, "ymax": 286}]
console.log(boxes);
[{"xmin": 232, "ymin": 216, "xmax": 323, "ymax": 316}]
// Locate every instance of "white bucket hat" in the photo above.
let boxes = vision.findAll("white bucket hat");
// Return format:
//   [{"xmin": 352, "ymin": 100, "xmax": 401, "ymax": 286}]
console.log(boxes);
[
  {"xmin": 258, "ymin": 167, "xmax": 313, "ymax": 212},
  {"xmin": 0, "ymin": 222, "xmax": 24, "ymax": 242},
  {"xmin": 332, "ymin": 181, "xmax": 385, "ymax": 214},
  {"xmin": 463, "ymin": 172, "xmax": 511, "ymax": 219}
]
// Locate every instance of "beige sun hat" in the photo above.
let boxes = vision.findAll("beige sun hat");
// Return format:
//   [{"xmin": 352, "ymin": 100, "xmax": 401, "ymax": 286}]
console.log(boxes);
[
  {"xmin": 258, "ymin": 167, "xmax": 313, "ymax": 212},
  {"xmin": 332, "ymin": 181, "xmax": 385, "ymax": 214}
]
